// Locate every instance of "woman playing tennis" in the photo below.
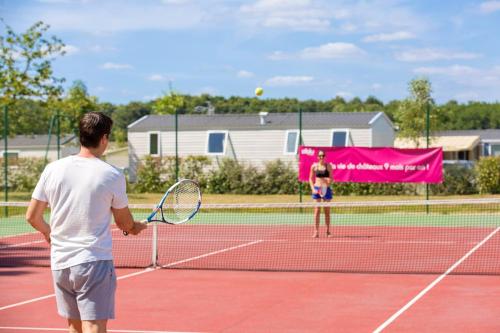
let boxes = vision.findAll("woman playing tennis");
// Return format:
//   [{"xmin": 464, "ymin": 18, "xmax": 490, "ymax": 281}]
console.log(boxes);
[{"xmin": 309, "ymin": 150, "xmax": 333, "ymax": 238}]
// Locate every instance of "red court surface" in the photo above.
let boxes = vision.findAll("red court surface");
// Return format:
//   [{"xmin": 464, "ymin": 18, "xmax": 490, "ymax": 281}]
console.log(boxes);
[{"xmin": 1, "ymin": 265, "xmax": 499, "ymax": 333}]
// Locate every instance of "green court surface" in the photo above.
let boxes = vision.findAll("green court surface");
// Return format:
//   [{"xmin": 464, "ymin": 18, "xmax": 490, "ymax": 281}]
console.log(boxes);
[{"xmin": 2, "ymin": 210, "xmax": 498, "ymax": 237}]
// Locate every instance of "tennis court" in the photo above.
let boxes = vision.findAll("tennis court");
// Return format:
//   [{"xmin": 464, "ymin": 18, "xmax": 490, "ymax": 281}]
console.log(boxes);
[{"xmin": 1, "ymin": 199, "xmax": 500, "ymax": 332}]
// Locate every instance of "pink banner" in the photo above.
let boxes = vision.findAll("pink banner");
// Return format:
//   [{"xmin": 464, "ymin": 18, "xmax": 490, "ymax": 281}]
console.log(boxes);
[{"xmin": 298, "ymin": 146, "xmax": 443, "ymax": 183}]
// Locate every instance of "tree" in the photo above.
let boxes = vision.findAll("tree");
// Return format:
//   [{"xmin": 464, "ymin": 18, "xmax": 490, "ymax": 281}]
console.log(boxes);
[
  {"xmin": 153, "ymin": 90, "xmax": 185, "ymax": 115},
  {"xmin": 0, "ymin": 20, "xmax": 66, "ymax": 131},
  {"xmin": 112, "ymin": 101, "xmax": 152, "ymax": 143},
  {"xmin": 0, "ymin": 20, "xmax": 66, "ymax": 203},
  {"xmin": 395, "ymin": 78, "xmax": 436, "ymax": 147},
  {"xmin": 55, "ymin": 80, "xmax": 98, "ymax": 135}
]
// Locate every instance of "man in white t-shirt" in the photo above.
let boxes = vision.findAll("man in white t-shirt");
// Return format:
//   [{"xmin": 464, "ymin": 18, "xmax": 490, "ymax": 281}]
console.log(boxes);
[{"xmin": 26, "ymin": 112, "xmax": 147, "ymax": 333}]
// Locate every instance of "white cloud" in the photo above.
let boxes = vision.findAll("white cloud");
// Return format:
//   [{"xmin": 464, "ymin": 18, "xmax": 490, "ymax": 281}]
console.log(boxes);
[
  {"xmin": 36, "ymin": 0, "xmax": 74, "ymax": 3},
  {"xmin": 299, "ymin": 43, "xmax": 365, "ymax": 59},
  {"xmin": 453, "ymin": 91, "xmax": 480, "ymax": 101},
  {"xmin": 143, "ymin": 95, "xmax": 158, "ymax": 101},
  {"xmin": 413, "ymin": 65, "xmax": 500, "ymax": 90},
  {"xmin": 265, "ymin": 75, "xmax": 314, "ymax": 86},
  {"xmin": 89, "ymin": 45, "xmax": 117, "ymax": 53},
  {"xmin": 239, "ymin": 0, "xmax": 332, "ymax": 31},
  {"xmin": 335, "ymin": 91, "xmax": 353, "ymax": 99},
  {"xmin": 148, "ymin": 74, "xmax": 168, "ymax": 81},
  {"xmin": 363, "ymin": 31, "xmax": 415, "ymax": 43},
  {"xmin": 161, "ymin": 0, "xmax": 191, "ymax": 4},
  {"xmin": 479, "ymin": 1, "xmax": 500, "ymax": 13},
  {"xmin": 101, "ymin": 62, "xmax": 133, "ymax": 70},
  {"xmin": 62, "ymin": 44, "xmax": 79, "ymax": 55},
  {"xmin": 269, "ymin": 43, "xmax": 364, "ymax": 61},
  {"xmin": 90, "ymin": 86, "xmax": 106, "ymax": 93},
  {"xmin": 413, "ymin": 65, "xmax": 478, "ymax": 76},
  {"xmin": 395, "ymin": 48, "xmax": 481, "ymax": 62},
  {"xmin": 28, "ymin": 1, "xmax": 208, "ymax": 33},
  {"xmin": 268, "ymin": 51, "xmax": 289, "ymax": 60},
  {"xmin": 337, "ymin": 1, "xmax": 429, "ymax": 34},
  {"xmin": 340, "ymin": 23, "xmax": 357, "ymax": 32},
  {"xmin": 197, "ymin": 86, "xmax": 218, "ymax": 95},
  {"xmin": 237, "ymin": 70, "xmax": 254, "ymax": 78},
  {"xmin": 371, "ymin": 83, "xmax": 382, "ymax": 90}
]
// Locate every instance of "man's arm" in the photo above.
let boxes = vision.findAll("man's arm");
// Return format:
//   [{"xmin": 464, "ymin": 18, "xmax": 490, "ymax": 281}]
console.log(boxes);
[
  {"xmin": 26, "ymin": 199, "xmax": 51, "ymax": 244},
  {"xmin": 111, "ymin": 206, "xmax": 147, "ymax": 235}
]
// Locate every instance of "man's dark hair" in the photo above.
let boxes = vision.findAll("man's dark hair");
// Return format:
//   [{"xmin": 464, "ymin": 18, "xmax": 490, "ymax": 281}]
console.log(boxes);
[{"xmin": 79, "ymin": 112, "xmax": 113, "ymax": 148}]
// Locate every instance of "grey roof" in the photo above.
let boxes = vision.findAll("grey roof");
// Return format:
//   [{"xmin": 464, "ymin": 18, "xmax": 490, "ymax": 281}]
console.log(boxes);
[
  {"xmin": 0, "ymin": 135, "xmax": 76, "ymax": 148},
  {"xmin": 435, "ymin": 129, "xmax": 500, "ymax": 141},
  {"xmin": 128, "ymin": 112, "xmax": 391, "ymax": 132}
]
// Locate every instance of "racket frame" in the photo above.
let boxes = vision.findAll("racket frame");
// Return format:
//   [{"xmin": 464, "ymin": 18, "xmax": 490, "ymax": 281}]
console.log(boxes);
[
  {"xmin": 146, "ymin": 178, "xmax": 202, "ymax": 225},
  {"xmin": 123, "ymin": 179, "xmax": 201, "ymax": 236}
]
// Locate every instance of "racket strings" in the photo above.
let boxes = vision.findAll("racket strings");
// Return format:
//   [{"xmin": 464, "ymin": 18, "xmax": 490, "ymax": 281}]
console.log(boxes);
[{"xmin": 163, "ymin": 181, "xmax": 200, "ymax": 223}]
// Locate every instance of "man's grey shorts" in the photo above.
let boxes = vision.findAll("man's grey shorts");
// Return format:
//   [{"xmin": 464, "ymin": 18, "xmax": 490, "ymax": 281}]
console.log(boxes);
[{"xmin": 52, "ymin": 260, "xmax": 116, "ymax": 320}]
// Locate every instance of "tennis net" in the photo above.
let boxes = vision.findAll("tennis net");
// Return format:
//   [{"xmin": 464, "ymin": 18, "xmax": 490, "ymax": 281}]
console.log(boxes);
[{"xmin": 1, "ymin": 199, "xmax": 499, "ymax": 274}]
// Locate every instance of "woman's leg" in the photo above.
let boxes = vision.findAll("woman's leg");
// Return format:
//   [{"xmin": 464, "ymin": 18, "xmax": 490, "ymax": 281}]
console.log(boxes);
[
  {"xmin": 313, "ymin": 200, "xmax": 321, "ymax": 237},
  {"xmin": 324, "ymin": 206, "xmax": 331, "ymax": 236}
]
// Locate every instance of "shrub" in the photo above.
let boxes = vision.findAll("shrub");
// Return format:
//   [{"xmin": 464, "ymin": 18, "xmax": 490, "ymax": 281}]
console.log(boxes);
[
  {"xmin": 0, "ymin": 157, "xmax": 45, "ymax": 192},
  {"xmin": 179, "ymin": 156, "xmax": 212, "ymax": 189},
  {"xmin": 133, "ymin": 156, "xmax": 166, "ymax": 193},
  {"xmin": 206, "ymin": 158, "xmax": 244, "ymax": 194},
  {"xmin": 262, "ymin": 159, "xmax": 299, "ymax": 194},
  {"xmin": 331, "ymin": 182, "xmax": 417, "ymax": 196},
  {"xmin": 430, "ymin": 164, "xmax": 477, "ymax": 195},
  {"xmin": 10, "ymin": 158, "xmax": 46, "ymax": 192},
  {"xmin": 475, "ymin": 157, "xmax": 500, "ymax": 194}
]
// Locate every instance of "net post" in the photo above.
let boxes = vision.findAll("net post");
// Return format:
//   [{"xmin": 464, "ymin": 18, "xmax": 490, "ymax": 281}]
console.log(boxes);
[
  {"xmin": 3, "ymin": 105, "xmax": 8, "ymax": 218},
  {"xmin": 152, "ymin": 222, "xmax": 158, "ymax": 268}
]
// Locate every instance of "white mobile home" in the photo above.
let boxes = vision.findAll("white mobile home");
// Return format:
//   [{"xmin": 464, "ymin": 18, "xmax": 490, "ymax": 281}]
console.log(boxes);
[
  {"xmin": 127, "ymin": 112, "xmax": 395, "ymax": 181},
  {"xmin": 0, "ymin": 134, "xmax": 77, "ymax": 161}
]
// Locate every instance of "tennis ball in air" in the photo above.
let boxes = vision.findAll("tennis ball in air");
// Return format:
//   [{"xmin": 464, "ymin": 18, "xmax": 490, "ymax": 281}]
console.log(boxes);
[{"xmin": 255, "ymin": 87, "xmax": 264, "ymax": 96}]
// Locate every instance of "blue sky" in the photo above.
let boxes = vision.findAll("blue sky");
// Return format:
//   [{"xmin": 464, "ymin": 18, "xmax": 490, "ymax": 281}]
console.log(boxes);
[{"xmin": 2, "ymin": 0, "xmax": 500, "ymax": 105}]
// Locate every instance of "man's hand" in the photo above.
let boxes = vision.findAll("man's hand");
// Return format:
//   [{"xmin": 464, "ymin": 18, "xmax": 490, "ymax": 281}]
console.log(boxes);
[
  {"xmin": 112, "ymin": 206, "xmax": 148, "ymax": 236},
  {"xmin": 127, "ymin": 221, "xmax": 148, "ymax": 235}
]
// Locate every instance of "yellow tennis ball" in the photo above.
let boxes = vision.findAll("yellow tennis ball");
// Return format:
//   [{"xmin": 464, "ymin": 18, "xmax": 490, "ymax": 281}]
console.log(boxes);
[{"xmin": 255, "ymin": 87, "xmax": 264, "ymax": 96}]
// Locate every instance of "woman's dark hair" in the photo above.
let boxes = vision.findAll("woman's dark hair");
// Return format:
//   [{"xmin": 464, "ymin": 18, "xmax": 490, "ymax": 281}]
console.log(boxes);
[{"xmin": 79, "ymin": 112, "xmax": 113, "ymax": 148}]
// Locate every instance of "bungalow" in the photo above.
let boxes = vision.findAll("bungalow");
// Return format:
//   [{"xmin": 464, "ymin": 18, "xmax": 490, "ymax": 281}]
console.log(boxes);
[
  {"xmin": 435, "ymin": 129, "xmax": 500, "ymax": 158},
  {"xmin": 394, "ymin": 129, "xmax": 500, "ymax": 165},
  {"xmin": 0, "ymin": 134, "xmax": 78, "ymax": 161},
  {"xmin": 127, "ymin": 111, "xmax": 395, "ymax": 182}
]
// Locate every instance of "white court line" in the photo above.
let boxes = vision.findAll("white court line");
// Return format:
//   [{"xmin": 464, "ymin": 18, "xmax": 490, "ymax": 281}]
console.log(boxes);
[
  {"xmin": 0, "ymin": 240, "xmax": 45, "ymax": 249},
  {"xmin": 0, "ymin": 327, "xmax": 205, "ymax": 332},
  {"xmin": 0, "ymin": 294, "xmax": 56, "ymax": 311},
  {"xmin": 0, "ymin": 240, "xmax": 263, "ymax": 311},
  {"xmin": 373, "ymin": 226, "xmax": 500, "ymax": 333},
  {"xmin": 161, "ymin": 240, "xmax": 263, "ymax": 268},
  {"xmin": 0, "ymin": 227, "xmax": 125, "ymax": 249}
]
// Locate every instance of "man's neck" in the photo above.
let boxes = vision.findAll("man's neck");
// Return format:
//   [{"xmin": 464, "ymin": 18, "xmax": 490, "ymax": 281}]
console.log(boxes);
[{"xmin": 78, "ymin": 146, "xmax": 101, "ymax": 158}]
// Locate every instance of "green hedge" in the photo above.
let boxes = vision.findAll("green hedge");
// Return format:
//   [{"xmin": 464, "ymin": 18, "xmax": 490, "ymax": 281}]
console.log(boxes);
[
  {"xmin": 2, "ymin": 156, "xmax": 500, "ymax": 196},
  {"xmin": 475, "ymin": 157, "xmax": 500, "ymax": 194}
]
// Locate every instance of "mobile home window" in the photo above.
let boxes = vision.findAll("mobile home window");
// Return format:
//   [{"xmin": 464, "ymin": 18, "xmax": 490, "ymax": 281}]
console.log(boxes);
[
  {"xmin": 483, "ymin": 143, "xmax": 491, "ymax": 156},
  {"xmin": 491, "ymin": 144, "xmax": 500, "ymax": 156},
  {"xmin": 331, "ymin": 130, "xmax": 349, "ymax": 147},
  {"xmin": 207, "ymin": 132, "xmax": 227, "ymax": 155},
  {"xmin": 1, "ymin": 151, "xmax": 19, "ymax": 159},
  {"xmin": 149, "ymin": 132, "xmax": 159, "ymax": 155},
  {"xmin": 284, "ymin": 131, "xmax": 299, "ymax": 154}
]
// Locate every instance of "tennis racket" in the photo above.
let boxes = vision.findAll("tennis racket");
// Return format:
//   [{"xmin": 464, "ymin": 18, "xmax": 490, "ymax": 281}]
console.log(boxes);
[
  {"xmin": 319, "ymin": 185, "xmax": 328, "ymax": 198},
  {"xmin": 124, "ymin": 179, "xmax": 202, "ymax": 235}
]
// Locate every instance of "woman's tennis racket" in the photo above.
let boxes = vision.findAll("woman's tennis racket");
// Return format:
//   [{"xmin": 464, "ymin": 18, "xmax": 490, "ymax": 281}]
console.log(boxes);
[
  {"xmin": 124, "ymin": 179, "xmax": 202, "ymax": 235},
  {"xmin": 320, "ymin": 185, "xmax": 328, "ymax": 198}
]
